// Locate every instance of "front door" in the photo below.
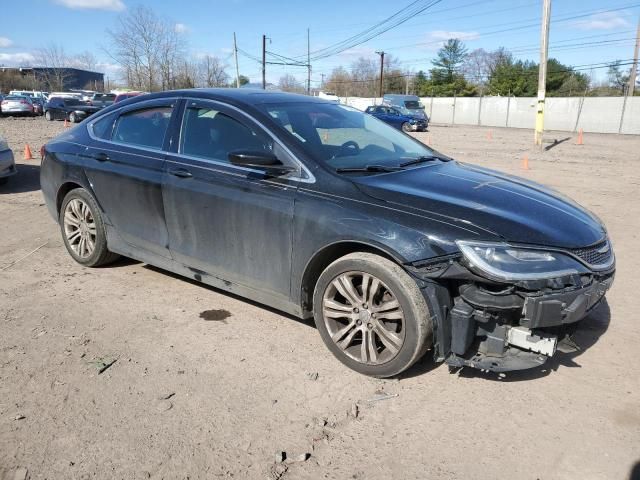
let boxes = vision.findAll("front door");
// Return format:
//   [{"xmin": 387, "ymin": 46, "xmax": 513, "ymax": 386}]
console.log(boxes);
[{"xmin": 162, "ymin": 99, "xmax": 300, "ymax": 300}]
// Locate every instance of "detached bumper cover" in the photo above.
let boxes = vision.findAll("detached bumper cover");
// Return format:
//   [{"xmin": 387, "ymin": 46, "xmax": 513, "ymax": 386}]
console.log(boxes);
[{"xmin": 0, "ymin": 149, "xmax": 16, "ymax": 178}]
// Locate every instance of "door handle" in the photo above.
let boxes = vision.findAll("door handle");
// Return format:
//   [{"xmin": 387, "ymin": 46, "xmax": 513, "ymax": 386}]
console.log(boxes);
[
  {"xmin": 169, "ymin": 167, "xmax": 193, "ymax": 178},
  {"xmin": 93, "ymin": 152, "xmax": 110, "ymax": 162}
]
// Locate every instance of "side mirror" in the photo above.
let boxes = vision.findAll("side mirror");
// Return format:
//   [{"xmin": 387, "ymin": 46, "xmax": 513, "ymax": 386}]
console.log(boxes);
[{"xmin": 228, "ymin": 150, "xmax": 296, "ymax": 176}]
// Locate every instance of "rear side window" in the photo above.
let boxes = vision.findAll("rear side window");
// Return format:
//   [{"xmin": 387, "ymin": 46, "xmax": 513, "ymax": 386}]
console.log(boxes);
[
  {"xmin": 91, "ymin": 112, "xmax": 118, "ymax": 140},
  {"xmin": 180, "ymin": 106, "xmax": 272, "ymax": 163},
  {"xmin": 113, "ymin": 106, "xmax": 173, "ymax": 150}
]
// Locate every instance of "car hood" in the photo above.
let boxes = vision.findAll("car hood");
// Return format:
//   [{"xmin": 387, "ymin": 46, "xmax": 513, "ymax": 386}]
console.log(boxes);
[{"xmin": 352, "ymin": 161, "xmax": 605, "ymax": 249}]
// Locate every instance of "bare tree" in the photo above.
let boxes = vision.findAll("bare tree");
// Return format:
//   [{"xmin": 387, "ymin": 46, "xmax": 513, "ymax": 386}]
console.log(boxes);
[
  {"xmin": 198, "ymin": 55, "xmax": 229, "ymax": 87},
  {"xmin": 106, "ymin": 6, "xmax": 187, "ymax": 91},
  {"xmin": 72, "ymin": 51, "xmax": 98, "ymax": 71},
  {"xmin": 463, "ymin": 47, "xmax": 512, "ymax": 88},
  {"xmin": 34, "ymin": 43, "xmax": 72, "ymax": 91},
  {"xmin": 277, "ymin": 74, "xmax": 304, "ymax": 93},
  {"xmin": 324, "ymin": 66, "xmax": 351, "ymax": 97}
]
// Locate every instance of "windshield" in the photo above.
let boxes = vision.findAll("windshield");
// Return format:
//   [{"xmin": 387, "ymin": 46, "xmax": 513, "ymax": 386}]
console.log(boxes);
[
  {"xmin": 258, "ymin": 102, "xmax": 436, "ymax": 170},
  {"xmin": 404, "ymin": 100, "xmax": 423, "ymax": 109}
]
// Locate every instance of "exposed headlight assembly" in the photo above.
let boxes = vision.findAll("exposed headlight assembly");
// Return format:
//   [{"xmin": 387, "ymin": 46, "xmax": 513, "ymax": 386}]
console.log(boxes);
[{"xmin": 456, "ymin": 240, "xmax": 589, "ymax": 281}]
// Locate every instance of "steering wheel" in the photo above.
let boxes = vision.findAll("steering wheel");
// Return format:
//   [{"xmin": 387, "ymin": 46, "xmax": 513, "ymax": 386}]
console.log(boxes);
[{"xmin": 334, "ymin": 140, "xmax": 360, "ymax": 158}]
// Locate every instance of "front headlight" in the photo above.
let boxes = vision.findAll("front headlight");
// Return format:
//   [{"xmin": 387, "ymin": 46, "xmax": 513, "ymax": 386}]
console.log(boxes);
[{"xmin": 456, "ymin": 240, "xmax": 588, "ymax": 281}]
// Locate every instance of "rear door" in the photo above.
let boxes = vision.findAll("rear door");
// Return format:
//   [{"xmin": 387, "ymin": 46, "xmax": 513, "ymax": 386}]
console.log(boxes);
[{"xmin": 83, "ymin": 98, "xmax": 178, "ymax": 258}]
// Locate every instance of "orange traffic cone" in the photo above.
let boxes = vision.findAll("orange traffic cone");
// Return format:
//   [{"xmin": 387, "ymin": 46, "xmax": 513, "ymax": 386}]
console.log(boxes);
[
  {"xmin": 64, "ymin": 118, "xmax": 70, "ymax": 128},
  {"xmin": 576, "ymin": 128, "xmax": 584, "ymax": 145},
  {"xmin": 521, "ymin": 154, "xmax": 530, "ymax": 170},
  {"xmin": 486, "ymin": 130, "xmax": 493, "ymax": 141},
  {"xmin": 23, "ymin": 144, "xmax": 33, "ymax": 161}
]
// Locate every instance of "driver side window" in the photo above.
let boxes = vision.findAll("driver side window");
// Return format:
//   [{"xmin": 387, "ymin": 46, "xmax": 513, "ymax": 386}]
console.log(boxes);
[{"xmin": 180, "ymin": 106, "xmax": 273, "ymax": 164}]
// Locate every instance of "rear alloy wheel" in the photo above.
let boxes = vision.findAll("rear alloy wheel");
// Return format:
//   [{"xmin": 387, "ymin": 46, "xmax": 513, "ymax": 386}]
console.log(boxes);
[
  {"xmin": 60, "ymin": 188, "xmax": 119, "ymax": 267},
  {"xmin": 313, "ymin": 252, "xmax": 433, "ymax": 377},
  {"xmin": 69, "ymin": 112, "xmax": 77, "ymax": 123},
  {"xmin": 402, "ymin": 122, "xmax": 412, "ymax": 132},
  {"xmin": 45, "ymin": 111, "xmax": 53, "ymax": 121}
]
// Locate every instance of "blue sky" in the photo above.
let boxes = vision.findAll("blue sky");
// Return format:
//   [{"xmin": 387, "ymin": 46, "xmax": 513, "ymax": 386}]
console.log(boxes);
[{"xmin": 1, "ymin": 0, "xmax": 638, "ymax": 85}]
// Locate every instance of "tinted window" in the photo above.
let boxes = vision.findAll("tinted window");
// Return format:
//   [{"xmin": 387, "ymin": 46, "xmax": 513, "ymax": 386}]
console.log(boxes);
[
  {"xmin": 180, "ymin": 106, "xmax": 273, "ymax": 163},
  {"xmin": 404, "ymin": 101, "xmax": 421, "ymax": 109},
  {"xmin": 64, "ymin": 99, "xmax": 82, "ymax": 107},
  {"xmin": 113, "ymin": 106, "xmax": 173, "ymax": 149},
  {"xmin": 91, "ymin": 112, "xmax": 118, "ymax": 140},
  {"xmin": 259, "ymin": 103, "xmax": 434, "ymax": 169}
]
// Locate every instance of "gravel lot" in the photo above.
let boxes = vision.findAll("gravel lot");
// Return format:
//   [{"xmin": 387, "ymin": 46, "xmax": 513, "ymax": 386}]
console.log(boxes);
[{"xmin": 1, "ymin": 116, "xmax": 639, "ymax": 480}]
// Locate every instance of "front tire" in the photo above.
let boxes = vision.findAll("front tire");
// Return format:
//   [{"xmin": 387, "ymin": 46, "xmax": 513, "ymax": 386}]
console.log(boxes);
[
  {"xmin": 60, "ymin": 188, "xmax": 120, "ymax": 267},
  {"xmin": 69, "ymin": 112, "xmax": 77, "ymax": 123},
  {"xmin": 401, "ymin": 122, "xmax": 412, "ymax": 132},
  {"xmin": 313, "ymin": 252, "xmax": 433, "ymax": 377}
]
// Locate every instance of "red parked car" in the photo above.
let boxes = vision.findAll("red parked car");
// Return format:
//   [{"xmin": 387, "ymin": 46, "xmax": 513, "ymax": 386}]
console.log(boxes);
[{"xmin": 114, "ymin": 92, "xmax": 146, "ymax": 103}]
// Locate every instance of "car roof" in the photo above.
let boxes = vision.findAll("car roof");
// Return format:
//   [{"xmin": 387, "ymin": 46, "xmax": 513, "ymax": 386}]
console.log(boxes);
[{"xmin": 121, "ymin": 88, "xmax": 329, "ymax": 107}]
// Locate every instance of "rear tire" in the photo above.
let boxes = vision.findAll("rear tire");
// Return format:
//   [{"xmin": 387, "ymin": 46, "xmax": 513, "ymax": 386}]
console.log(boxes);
[
  {"xmin": 69, "ymin": 112, "xmax": 77, "ymax": 123},
  {"xmin": 313, "ymin": 252, "xmax": 433, "ymax": 377},
  {"xmin": 59, "ymin": 188, "xmax": 120, "ymax": 267},
  {"xmin": 45, "ymin": 111, "xmax": 53, "ymax": 121}
]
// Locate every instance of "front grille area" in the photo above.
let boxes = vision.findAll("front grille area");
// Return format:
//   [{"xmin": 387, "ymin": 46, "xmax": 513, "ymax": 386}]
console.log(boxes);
[{"xmin": 570, "ymin": 240, "xmax": 613, "ymax": 267}]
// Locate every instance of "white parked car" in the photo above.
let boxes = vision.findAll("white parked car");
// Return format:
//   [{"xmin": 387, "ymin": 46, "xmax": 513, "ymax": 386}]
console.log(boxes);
[{"xmin": 0, "ymin": 135, "xmax": 16, "ymax": 185}]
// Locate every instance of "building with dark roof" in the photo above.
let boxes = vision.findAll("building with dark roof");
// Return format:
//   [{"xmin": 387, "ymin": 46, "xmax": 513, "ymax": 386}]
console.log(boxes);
[{"xmin": 0, "ymin": 67, "xmax": 104, "ymax": 91}]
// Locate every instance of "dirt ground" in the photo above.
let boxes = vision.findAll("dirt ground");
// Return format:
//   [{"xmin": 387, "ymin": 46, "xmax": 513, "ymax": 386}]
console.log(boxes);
[{"xmin": 1, "ymin": 115, "xmax": 639, "ymax": 480}]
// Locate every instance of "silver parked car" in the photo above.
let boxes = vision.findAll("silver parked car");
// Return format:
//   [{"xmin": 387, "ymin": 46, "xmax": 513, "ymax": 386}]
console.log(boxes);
[
  {"xmin": 0, "ymin": 135, "xmax": 16, "ymax": 185},
  {"xmin": 1, "ymin": 95, "xmax": 35, "ymax": 116}
]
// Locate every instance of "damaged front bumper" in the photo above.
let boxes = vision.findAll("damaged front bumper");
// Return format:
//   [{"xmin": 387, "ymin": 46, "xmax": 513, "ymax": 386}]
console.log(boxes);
[{"xmin": 408, "ymin": 254, "xmax": 615, "ymax": 372}]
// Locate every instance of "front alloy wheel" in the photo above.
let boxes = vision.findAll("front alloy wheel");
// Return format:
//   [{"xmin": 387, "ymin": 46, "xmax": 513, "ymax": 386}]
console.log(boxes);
[
  {"xmin": 323, "ymin": 272, "xmax": 405, "ymax": 365},
  {"xmin": 313, "ymin": 252, "xmax": 433, "ymax": 377}
]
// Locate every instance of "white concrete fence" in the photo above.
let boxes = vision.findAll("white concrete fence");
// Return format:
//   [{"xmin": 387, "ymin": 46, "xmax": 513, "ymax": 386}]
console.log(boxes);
[{"xmin": 339, "ymin": 96, "xmax": 640, "ymax": 135}]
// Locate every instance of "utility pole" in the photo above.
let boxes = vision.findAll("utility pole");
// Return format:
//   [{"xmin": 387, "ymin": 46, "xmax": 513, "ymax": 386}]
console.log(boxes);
[
  {"xmin": 376, "ymin": 51, "xmax": 385, "ymax": 98},
  {"xmin": 262, "ymin": 34, "xmax": 266, "ymax": 90},
  {"xmin": 320, "ymin": 73, "xmax": 325, "ymax": 89},
  {"xmin": 629, "ymin": 15, "xmax": 640, "ymax": 97},
  {"xmin": 233, "ymin": 32, "xmax": 240, "ymax": 88},
  {"xmin": 307, "ymin": 28, "xmax": 311, "ymax": 95},
  {"xmin": 535, "ymin": 0, "xmax": 552, "ymax": 145}
]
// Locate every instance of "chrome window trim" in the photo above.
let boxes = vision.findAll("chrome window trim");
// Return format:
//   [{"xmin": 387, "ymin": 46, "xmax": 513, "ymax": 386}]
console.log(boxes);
[
  {"xmin": 86, "ymin": 98, "xmax": 177, "ymax": 155},
  {"xmin": 86, "ymin": 96, "xmax": 316, "ymax": 184},
  {"xmin": 179, "ymin": 97, "xmax": 316, "ymax": 184}
]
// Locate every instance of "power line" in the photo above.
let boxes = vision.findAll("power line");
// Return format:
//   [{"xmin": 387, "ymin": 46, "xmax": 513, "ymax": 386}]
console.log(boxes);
[{"xmin": 304, "ymin": 0, "xmax": 444, "ymax": 61}]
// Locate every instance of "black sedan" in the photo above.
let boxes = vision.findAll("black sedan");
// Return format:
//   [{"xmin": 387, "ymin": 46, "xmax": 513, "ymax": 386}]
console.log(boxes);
[
  {"xmin": 40, "ymin": 89, "xmax": 615, "ymax": 377},
  {"xmin": 44, "ymin": 97, "xmax": 100, "ymax": 123}
]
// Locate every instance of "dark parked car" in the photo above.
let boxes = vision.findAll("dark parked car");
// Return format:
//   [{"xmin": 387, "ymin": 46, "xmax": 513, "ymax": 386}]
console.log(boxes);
[
  {"xmin": 365, "ymin": 105, "xmax": 427, "ymax": 132},
  {"xmin": 40, "ymin": 89, "xmax": 615, "ymax": 377},
  {"xmin": 31, "ymin": 97, "xmax": 45, "ymax": 116},
  {"xmin": 88, "ymin": 93, "xmax": 116, "ymax": 109},
  {"xmin": 44, "ymin": 97, "xmax": 100, "ymax": 123}
]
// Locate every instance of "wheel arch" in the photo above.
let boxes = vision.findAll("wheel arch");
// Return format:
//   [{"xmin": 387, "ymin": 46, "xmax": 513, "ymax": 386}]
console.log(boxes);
[
  {"xmin": 299, "ymin": 240, "xmax": 405, "ymax": 317},
  {"xmin": 56, "ymin": 181, "xmax": 84, "ymax": 216}
]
